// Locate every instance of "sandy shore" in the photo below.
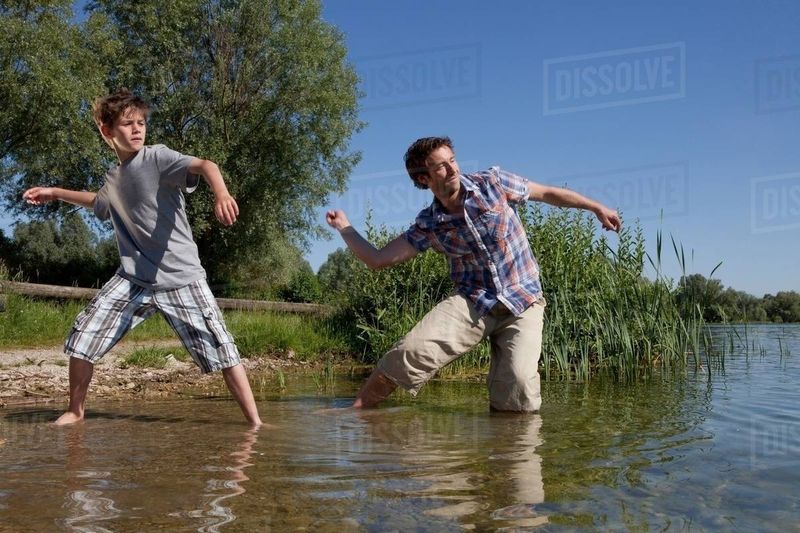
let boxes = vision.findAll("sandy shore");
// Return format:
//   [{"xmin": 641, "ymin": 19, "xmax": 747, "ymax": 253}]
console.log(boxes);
[{"xmin": 0, "ymin": 341, "xmax": 312, "ymax": 409}]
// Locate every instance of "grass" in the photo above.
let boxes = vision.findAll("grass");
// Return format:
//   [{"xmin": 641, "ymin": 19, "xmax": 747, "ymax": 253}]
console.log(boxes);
[
  {"xmin": 0, "ymin": 294, "xmax": 351, "ymax": 361},
  {"xmin": 121, "ymin": 346, "xmax": 190, "ymax": 369}
]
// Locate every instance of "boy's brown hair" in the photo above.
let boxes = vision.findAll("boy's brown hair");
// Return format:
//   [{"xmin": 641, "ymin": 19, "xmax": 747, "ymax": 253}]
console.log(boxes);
[
  {"xmin": 91, "ymin": 88, "xmax": 150, "ymax": 129},
  {"xmin": 404, "ymin": 136, "xmax": 454, "ymax": 189}
]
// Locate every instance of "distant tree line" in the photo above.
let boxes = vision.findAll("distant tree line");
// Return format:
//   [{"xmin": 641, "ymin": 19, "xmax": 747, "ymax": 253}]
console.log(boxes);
[{"xmin": 674, "ymin": 274, "xmax": 799, "ymax": 323}]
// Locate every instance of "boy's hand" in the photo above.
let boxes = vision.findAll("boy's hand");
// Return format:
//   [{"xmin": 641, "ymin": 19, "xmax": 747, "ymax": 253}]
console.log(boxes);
[
  {"xmin": 215, "ymin": 193, "xmax": 239, "ymax": 226},
  {"xmin": 326, "ymin": 209, "xmax": 352, "ymax": 231},
  {"xmin": 23, "ymin": 187, "xmax": 58, "ymax": 205}
]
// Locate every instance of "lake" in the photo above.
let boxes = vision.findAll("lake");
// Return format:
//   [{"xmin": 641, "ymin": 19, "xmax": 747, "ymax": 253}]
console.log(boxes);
[{"xmin": 1, "ymin": 324, "xmax": 798, "ymax": 531}]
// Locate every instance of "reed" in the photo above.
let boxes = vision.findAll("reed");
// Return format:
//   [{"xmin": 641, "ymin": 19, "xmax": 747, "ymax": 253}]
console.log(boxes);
[{"xmin": 338, "ymin": 206, "xmax": 714, "ymax": 381}]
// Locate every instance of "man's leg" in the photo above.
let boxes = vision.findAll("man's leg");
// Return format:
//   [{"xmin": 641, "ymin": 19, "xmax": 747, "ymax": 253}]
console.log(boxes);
[
  {"xmin": 54, "ymin": 357, "xmax": 95, "ymax": 425},
  {"xmin": 222, "ymin": 364, "xmax": 263, "ymax": 427},
  {"xmin": 353, "ymin": 368, "xmax": 398, "ymax": 408},
  {"xmin": 487, "ymin": 300, "xmax": 545, "ymax": 412},
  {"xmin": 357, "ymin": 294, "xmax": 486, "ymax": 408}
]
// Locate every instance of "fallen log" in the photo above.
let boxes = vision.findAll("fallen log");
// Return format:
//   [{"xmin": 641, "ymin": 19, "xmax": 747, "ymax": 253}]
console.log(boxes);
[{"xmin": 0, "ymin": 280, "xmax": 332, "ymax": 315}]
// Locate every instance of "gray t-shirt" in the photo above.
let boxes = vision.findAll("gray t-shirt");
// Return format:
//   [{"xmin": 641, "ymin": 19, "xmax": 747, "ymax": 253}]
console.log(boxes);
[{"xmin": 94, "ymin": 144, "xmax": 206, "ymax": 290}]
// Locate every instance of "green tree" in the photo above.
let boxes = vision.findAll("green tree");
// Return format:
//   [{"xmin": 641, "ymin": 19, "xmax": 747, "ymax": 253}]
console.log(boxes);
[
  {"xmin": 317, "ymin": 247, "xmax": 356, "ymax": 297},
  {"xmin": 3, "ymin": 0, "xmax": 361, "ymax": 295},
  {"xmin": 0, "ymin": 0, "xmax": 111, "ymax": 211},
  {"xmin": 87, "ymin": 0, "xmax": 362, "ymax": 289},
  {"xmin": 8, "ymin": 213, "xmax": 117, "ymax": 286},
  {"xmin": 675, "ymin": 274, "xmax": 726, "ymax": 322},
  {"xmin": 280, "ymin": 260, "xmax": 321, "ymax": 303},
  {"xmin": 764, "ymin": 291, "xmax": 800, "ymax": 323}
]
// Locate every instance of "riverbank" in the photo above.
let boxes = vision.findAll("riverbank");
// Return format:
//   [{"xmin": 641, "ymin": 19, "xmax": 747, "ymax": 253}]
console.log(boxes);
[{"xmin": 0, "ymin": 341, "xmax": 319, "ymax": 409}]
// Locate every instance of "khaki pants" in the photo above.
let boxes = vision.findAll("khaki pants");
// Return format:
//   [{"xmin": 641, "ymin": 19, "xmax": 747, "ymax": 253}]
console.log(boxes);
[{"xmin": 377, "ymin": 294, "xmax": 546, "ymax": 412}]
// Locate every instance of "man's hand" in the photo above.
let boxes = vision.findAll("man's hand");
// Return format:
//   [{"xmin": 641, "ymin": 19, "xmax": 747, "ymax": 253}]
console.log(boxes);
[
  {"xmin": 326, "ymin": 209, "xmax": 352, "ymax": 232},
  {"xmin": 595, "ymin": 206, "xmax": 621, "ymax": 232},
  {"xmin": 23, "ymin": 187, "xmax": 58, "ymax": 205},
  {"xmin": 215, "ymin": 193, "xmax": 239, "ymax": 226}
]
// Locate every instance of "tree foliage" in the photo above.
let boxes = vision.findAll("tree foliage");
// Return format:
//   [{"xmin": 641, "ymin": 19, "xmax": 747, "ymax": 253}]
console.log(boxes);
[
  {"xmin": 317, "ymin": 247, "xmax": 357, "ymax": 297},
  {"xmin": 3, "ymin": 213, "xmax": 117, "ymax": 286},
  {"xmin": 2, "ymin": 0, "xmax": 362, "ymax": 292},
  {"xmin": 0, "ymin": 0, "xmax": 110, "ymax": 209},
  {"xmin": 676, "ymin": 274, "xmax": 798, "ymax": 323}
]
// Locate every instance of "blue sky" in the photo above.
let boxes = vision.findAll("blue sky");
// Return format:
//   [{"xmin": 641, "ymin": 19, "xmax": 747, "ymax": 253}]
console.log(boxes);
[
  {"xmin": 5, "ymin": 1, "xmax": 798, "ymax": 297},
  {"xmin": 314, "ymin": 0, "xmax": 800, "ymax": 297}
]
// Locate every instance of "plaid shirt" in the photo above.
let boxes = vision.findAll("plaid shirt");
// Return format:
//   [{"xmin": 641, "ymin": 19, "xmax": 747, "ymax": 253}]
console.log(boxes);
[{"xmin": 404, "ymin": 167, "xmax": 543, "ymax": 317}]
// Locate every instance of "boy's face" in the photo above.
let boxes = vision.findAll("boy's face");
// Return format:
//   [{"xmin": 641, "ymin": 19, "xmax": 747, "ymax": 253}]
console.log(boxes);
[
  {"xmin": 101, "ymin": 108, "xmax": 147, "ymax": 157},
  {"xmin": 418, "ymin": 145, "xmax": 461, "ymax": 197}
]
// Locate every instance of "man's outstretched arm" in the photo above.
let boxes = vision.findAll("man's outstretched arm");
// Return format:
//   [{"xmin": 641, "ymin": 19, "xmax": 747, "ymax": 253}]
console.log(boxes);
[
  {"xmin": 326, "ymin": 209, "xmax": 419, "ymax": 270},
  {"xmin": 527, "ymin": 182, "xmax": 621, "ymax": 232}
]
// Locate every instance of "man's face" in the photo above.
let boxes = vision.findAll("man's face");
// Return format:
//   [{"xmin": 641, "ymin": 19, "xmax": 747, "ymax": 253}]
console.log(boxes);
[
  {"xmin": 103, "ymin": 108, "xmax": 147, "ymax": 156},
  {"xmin": 419, "ymin": 145, "xmax": 461, "ymax": 197}
]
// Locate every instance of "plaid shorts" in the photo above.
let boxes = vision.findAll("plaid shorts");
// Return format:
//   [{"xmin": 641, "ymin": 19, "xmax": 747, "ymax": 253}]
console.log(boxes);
[{"xmin": 65, "ymin": 275, "xmax": 240, "ymax": 373}]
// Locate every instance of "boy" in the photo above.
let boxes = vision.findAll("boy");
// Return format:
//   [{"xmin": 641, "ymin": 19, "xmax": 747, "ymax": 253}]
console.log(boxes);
[
  {"xmin": 23, "ymin": 89, "xmax": 262, "ymax": 426},
  {"xmin": 327, "ymin": 136, "xmax": 620, "ymax": 412}
]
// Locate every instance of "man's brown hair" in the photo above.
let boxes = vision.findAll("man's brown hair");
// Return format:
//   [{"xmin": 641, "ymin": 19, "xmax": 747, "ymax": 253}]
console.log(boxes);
[
  {"xmin": 403, "ymin": 136, "xmax": 454, "ymax": 190},
  {"xmin": 91, "ymin": 88, "xmax": 150, "ymax": 129}
]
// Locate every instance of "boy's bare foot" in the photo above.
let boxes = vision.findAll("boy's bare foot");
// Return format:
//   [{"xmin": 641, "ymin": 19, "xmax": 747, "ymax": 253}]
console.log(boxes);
[
  {"xmin": 250, "ymin": 420, "xmax": 278, "ymax": 430},
  {"xmin": 54, "ymin": 412, "xmax": 84, "ymax": 425}
]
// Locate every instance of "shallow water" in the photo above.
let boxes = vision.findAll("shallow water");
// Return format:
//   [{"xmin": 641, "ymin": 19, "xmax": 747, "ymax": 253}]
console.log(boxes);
[{"xmin": 1, "ymin": 324, "xmax": 799, "ymax": 531}]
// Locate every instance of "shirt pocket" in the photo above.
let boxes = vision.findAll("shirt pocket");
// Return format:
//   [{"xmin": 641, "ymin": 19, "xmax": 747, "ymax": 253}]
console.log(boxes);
[
  {"xmin": 435, "ymin": 228, "xmax": 473, "ymax": 257},
  {"xmin": 72, "ymin": 301, "xmax": 100, "ymax": 331},
  {"xmin": 476, "ymin": 203, "xmax": 509, "ymax": 241}
]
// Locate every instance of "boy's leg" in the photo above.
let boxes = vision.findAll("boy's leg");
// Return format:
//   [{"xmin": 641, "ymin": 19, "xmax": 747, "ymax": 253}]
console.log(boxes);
[
  {"xmin": 60, "ymin": 275, "xmax": 155, "ymax": 424},
  {"xmin": 222, "ymin": 365, "xmax": 262, "ymax": 427},
  {"xmin": 54, "ymin": 357, "xmax": 94, "ymax": 425},
  {"xmin": 486, "ymin": 300, "xmax": 546, "ymax": 412},
  {"xmin": 363, "ymin": 294, "xmax": 487, "ymax": 408},
  {"xmin": 154, "ymin": 279, "xmax": 261, "ymax": 425}
]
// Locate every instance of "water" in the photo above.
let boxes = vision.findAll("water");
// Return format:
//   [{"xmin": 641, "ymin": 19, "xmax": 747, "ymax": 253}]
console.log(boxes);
[{"xmin": 1, "ymin": 324, "xmax": 799, "ymax": 531}]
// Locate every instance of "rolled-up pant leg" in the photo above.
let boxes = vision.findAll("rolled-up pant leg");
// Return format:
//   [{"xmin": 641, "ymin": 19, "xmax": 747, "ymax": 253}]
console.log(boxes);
[
  {"xmin": 377, "ymin": 294, "xmax": 486, "ymax": 395},
  {"xmin": 486, "ymin": 300, "xmax": 546, "ymax": 412}
]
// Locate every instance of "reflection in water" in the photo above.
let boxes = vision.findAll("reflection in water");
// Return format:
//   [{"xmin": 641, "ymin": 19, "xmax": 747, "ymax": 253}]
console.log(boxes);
[
  {"xmin": 1, "ymin": 329, "xmax": 798, "ymax": 532},
  {"xmin": 323, "ymin": 408, "xmax": 549, "ymax": 530},
  {"xmin": 487, "ymin": 414, "xmax": 548, "ymax": 529},
  {"xmin": 178, "ymin": 427, "xmax": 259, "ymax": 533},
  {"xmin": 62, "ymin": 425, "xmax": 122, "ymax": 533}
]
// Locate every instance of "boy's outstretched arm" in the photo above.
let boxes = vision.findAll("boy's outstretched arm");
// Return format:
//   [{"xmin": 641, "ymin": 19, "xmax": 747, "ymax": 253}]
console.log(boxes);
[
  {"xmin": 188, "ymin": 158, "xmax": 239, "ymax": 226},
  {"xmin": 527, "ymin": 182, "xmax": 621, "ymax": 232},
  {"xmin": 23, "ymin": 187, "xmax": 96, "ymax": 210},
  {"xmin": 326, "ymin": 209, "xmax": 418, "ymax": 270}
]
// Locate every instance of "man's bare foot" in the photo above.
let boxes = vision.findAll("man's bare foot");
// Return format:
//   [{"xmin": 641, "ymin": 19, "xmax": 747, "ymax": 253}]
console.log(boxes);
[
  {"xmin": 54, "ymin": 412, "xmax": 84, "ymax": 425},
  {"xmin": 353, "ymin": 369, "xmax": 398, "ymax": 408},
  {"xmin": 250, "ymin": 420, "xmax": 278, "ymax": 430}
]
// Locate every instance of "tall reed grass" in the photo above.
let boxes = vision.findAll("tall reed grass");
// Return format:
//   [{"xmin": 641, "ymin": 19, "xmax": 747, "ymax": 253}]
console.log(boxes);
[{"xmin": 336, "ymin": 205, "xmax": 711, "ymax": 381}]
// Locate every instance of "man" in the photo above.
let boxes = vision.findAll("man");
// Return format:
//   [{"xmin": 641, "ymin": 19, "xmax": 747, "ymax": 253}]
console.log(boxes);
[{"xmin": 326, "ymin": 137, "xmax": 620, "ymax": 411}]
